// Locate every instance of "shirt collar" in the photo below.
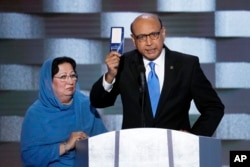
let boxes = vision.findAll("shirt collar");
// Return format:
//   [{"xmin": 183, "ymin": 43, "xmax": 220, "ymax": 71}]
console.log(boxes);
[{"xmin": 143, "ymin": 48, "xmax": 165, "ymax": 66}]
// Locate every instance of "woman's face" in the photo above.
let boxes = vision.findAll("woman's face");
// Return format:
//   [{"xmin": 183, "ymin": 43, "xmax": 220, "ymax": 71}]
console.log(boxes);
[{"xmin": 52, "ymin": 62, "xmax": 77, "ymax": 104}]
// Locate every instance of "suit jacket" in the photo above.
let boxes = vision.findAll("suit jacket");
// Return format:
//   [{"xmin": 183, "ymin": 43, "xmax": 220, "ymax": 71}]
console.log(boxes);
[{"xmin": 90, "ymin": 46, "xmax": 224, "ymax": 137}]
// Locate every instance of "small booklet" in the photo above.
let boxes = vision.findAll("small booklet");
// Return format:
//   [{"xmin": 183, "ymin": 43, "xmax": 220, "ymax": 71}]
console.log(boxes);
[{"xmin": 110, "ymin": 27, "xmax": 124, "ymax": 54}]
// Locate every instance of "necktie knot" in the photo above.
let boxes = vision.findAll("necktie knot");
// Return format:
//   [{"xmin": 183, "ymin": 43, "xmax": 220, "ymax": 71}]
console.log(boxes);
[{"xmin": 149, "ymin": 62, "xmax": 156, "ymax": 72}]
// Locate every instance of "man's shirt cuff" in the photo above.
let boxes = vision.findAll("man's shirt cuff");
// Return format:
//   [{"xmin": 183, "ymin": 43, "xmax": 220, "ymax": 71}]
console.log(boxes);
[{"xmin": 102, "ymin": 75, "xmax": 115, "ymax": 92}]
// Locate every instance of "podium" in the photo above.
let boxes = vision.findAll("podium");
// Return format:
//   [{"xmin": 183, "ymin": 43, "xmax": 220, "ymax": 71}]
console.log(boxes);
[{"xmin": 75, "ymin": 128, "xmax": 221, "ymax": 167}]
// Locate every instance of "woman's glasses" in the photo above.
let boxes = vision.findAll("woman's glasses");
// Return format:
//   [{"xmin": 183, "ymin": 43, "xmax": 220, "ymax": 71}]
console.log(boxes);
[{"xmin": 54, "ymin": 74, "xmax": 78, "ymax": 81}]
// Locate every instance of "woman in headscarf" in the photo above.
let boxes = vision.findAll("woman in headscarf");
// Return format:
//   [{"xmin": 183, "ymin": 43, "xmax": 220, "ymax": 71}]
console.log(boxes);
[{"xmin": 20, "ymin": 56, "xmax": 107, "ymax": 167}]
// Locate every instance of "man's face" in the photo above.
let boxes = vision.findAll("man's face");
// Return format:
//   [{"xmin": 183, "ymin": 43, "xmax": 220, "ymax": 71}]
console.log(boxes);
[{"xmin": 131, "ymin": 16, "xmax": 166, "ymax": 61}]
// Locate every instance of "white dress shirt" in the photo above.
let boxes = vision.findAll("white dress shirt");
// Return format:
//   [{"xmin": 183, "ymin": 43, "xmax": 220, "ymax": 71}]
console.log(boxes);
[{"xmin": 143, "ymin": 48, "xmax": 165, "ymax": 92}]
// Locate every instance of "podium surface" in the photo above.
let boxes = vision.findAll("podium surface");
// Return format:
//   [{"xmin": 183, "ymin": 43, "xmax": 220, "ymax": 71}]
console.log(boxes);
[{"xmin": 75, "ymin": 128, "xmax": 221, "ymax": 167}]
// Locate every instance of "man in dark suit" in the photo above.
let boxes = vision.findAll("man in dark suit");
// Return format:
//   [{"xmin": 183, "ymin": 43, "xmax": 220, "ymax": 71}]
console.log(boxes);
[{"xmin": 90, "ymin": 13, "xmax": 224, "ymax": 137}]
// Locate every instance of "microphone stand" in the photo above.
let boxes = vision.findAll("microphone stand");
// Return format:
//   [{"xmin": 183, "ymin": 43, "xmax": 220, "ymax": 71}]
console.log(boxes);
[
  {"xmin": 138, "ymin": 66, "xmax": 146, "ymax": 127},
  {"xmin": 141, "ymin": 85, "xmax": 145, "ymax": 127}
]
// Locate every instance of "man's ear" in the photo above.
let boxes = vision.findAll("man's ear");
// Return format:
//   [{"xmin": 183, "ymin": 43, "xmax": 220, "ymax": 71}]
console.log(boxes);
[
  {"xmin": 130, "ymin": 34, "xmax": 136, "ymax": 47},
  {"xmin": 162, "ymin": 26, "xmax": 167, "ymax": 38}
]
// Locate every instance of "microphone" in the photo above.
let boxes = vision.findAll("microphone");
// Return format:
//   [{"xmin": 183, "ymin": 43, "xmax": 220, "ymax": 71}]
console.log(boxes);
[
  {"xmin": 138, "ymin": 65, "xmax": 146, "ymax": 93},
  {"xmin": 138, "ymin": 65, "xmax": 146, "ymax": 127}
]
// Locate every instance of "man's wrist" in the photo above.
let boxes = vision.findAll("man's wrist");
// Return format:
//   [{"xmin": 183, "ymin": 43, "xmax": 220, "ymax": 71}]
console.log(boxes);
[
  {"xmin": 105, "ymin": 73, "xmax": 115, "ymax": 84},
  {"xmin": 103, "ymin": 74, "xmax": 115, "ymax": 92}
]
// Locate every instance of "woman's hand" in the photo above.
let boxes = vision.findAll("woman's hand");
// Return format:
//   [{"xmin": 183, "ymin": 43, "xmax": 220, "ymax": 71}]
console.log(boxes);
[
  {"xmin": 60, "ymin": 131, "xmax": 88, "ymax": 155},
  {"xmin": 66, "ymin": 131, "xmax": 88, "ymax": 150}
]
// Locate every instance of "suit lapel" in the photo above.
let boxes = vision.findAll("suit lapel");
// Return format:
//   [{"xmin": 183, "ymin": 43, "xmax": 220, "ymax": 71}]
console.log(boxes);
[
  {"xmin": 128, "ymin": 51, "xmax": 145, "ymax": 83},
  {"xmin": 156, "ymin": 48, "xmax": 176, "ymax": 115}
]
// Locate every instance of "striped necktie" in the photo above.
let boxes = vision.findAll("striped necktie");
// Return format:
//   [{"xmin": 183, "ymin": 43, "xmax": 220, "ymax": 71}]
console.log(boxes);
[{"xmin": 147, "ymin": 62, "xmax": 160, "ymax": 117}]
